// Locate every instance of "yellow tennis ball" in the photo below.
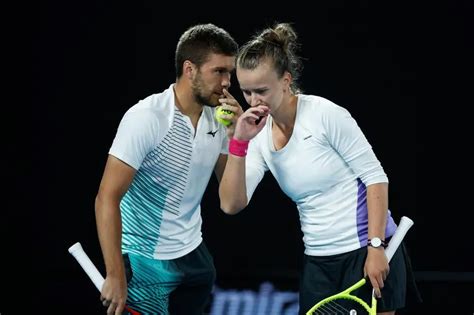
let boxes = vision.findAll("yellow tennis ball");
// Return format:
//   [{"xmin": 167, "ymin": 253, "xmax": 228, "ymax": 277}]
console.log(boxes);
[{"xmin": 215, "ymin": 107, "xmax": 234, "ymax": 126}]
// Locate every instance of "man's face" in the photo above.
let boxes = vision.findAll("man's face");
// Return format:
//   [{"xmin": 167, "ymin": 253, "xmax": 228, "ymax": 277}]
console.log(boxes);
[{"xmin": 191, "ymin": 53, "xmax": 235, "ymax": 106}]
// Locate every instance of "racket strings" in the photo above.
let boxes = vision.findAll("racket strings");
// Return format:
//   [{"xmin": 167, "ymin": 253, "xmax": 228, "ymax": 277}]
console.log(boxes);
[
  {"xmin": 310, "ymin": 299, "xmax": 370, "ymax": 315},
  {"xmin": 310, "ymin": 300, "xmax": 349, "ymax": 314}
]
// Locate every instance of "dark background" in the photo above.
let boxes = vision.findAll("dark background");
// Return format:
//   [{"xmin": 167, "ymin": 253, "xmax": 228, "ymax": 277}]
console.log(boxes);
[{"xmin": 13, "ymin": 0, "xmax": 473, "ymax": 314}]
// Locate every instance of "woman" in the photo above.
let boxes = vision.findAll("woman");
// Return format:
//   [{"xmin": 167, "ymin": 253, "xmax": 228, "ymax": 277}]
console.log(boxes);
[{"xmin": 218, "ymin": 23, "xmax": 416, "ymax": 315}]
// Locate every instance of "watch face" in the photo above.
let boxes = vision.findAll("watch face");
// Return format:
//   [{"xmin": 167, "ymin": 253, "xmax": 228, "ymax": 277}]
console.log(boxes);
[{"xmin": 371, "ymin": 237, "xmax": 382, "ymax": 247}]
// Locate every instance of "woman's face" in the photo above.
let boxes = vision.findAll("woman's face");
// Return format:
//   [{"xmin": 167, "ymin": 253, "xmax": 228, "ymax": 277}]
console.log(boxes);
[{"xmin": 237, "ymin": 59, "xmax": 290, "ymax": 112}]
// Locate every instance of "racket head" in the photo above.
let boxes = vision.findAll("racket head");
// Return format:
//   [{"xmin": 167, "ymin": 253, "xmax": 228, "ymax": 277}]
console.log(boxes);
[
  {"xmin": 306, "ymin": 294, "xmax": 376, "ymax": 315},
  {"xmin": 306, "ymin": 278, "xmax": 376, "ymax": 315}
]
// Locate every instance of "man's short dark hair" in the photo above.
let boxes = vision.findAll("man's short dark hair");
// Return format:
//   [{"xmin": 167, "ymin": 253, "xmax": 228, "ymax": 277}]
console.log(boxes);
[{"xmin": 175, "ymin": 24, "xmax": 238, "ymax": 78}]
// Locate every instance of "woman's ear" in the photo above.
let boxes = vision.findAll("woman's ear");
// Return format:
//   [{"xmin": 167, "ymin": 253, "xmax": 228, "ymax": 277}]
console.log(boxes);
[{"xmin": 283, "ymin": 71, "xmax": 293, "ymax": 91}]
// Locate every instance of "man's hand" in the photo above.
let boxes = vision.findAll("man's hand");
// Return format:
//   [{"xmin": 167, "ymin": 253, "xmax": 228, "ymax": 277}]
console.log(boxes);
[{"xmin": 219, "ymin": 89, "xmax": 244, "ymax": 138}]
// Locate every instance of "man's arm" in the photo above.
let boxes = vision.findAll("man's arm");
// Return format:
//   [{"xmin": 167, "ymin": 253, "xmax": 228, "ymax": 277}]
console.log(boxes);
[
  {"xmin": 213, "ymin": 153, "xmax": 228, "ymax": 184},
  {"xmin": 95, "ymin": 154, "xmax": 136, "ymax": 314}
]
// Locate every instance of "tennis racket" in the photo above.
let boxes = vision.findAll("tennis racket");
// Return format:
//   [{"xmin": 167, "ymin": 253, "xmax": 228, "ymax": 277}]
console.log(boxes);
[
  {"xmin": 306, "ymin": 216, "xmax": 414, "ymax": 315},
  {"xmin": 68, "ymin": 242, "xmax": 141, "ymax": 315}
]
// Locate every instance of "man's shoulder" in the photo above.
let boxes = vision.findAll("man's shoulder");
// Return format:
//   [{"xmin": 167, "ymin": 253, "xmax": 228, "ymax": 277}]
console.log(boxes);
[
  {"xmin": 136, "ymin": 84, "xmax": 174, "ymax": 110},
  {"xmin": 125, "ymin": 85, "xmax": 175, "ymax": 120}
]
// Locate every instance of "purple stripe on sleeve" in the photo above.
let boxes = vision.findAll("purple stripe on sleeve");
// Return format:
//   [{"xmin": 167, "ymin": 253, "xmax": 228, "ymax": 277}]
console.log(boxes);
[
  {"xmin": 385, "ymin": 212, "xmax": 397, "ymax": 238},
  {"xmin": 356, "ymin": 179, "xmax": 398, "ymax": 246},
  {"xmin": 356, "ymin": 179, "xmax": 369, "ymax": 246}
]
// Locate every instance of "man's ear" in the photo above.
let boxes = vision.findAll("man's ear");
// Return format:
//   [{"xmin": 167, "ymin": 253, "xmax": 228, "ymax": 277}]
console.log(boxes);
[{"xmin": 183, "ymin": 60, "xmax": 196, "ymax": 79}]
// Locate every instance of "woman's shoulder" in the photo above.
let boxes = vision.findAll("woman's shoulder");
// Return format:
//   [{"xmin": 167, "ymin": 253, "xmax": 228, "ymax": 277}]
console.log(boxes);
[
  {"xmin": 298, "ymin": 94, "xmax": 350, "ymax": 117},
  {"xmin": 298, "ymin": 94, "xmax": 339, "ymax": 108}
]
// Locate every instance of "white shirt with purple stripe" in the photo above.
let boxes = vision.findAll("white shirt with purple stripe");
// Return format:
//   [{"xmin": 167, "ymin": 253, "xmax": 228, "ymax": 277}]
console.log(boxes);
[{"xmin": 245, "ymin": 94, "xmax": 397, "ymax": 256}]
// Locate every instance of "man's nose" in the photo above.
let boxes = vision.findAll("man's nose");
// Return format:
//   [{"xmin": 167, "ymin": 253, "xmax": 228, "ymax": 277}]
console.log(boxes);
[{"xmin": 221, "ymin": 73, "xmax": 231, "ymax": 88}]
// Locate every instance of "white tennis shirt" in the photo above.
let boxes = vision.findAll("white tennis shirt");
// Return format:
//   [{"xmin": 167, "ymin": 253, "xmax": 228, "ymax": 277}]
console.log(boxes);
[
  {"xmin": 109, "ymin": 84, "xmax": 228, "ymax": 259},
  {"xmin": 245, "ymin": 94, "xmax": 397, "ymax": 256}
]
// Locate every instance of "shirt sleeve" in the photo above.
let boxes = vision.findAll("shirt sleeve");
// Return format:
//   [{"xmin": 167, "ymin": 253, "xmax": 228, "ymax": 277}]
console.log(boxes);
[
  {"xmin": 108, "ymin": 108, "xmax": 160, "ymax": 170},
  {"xmin": 322, "ymin": 103, "xmax": 389, "ymax": 186},
  {"xmin": 245, "ymin": 135, "xmax": 268, "ymax": 202}
]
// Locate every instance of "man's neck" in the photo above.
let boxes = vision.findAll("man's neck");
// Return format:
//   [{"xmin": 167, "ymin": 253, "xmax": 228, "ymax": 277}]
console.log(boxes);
[
  {"xmin": 173, "ymin": 81, "xmax": 203, "ymax": 116},
  {"xmin": 173, "ymin": 81, "xmax": 203, "ymax": 129}
]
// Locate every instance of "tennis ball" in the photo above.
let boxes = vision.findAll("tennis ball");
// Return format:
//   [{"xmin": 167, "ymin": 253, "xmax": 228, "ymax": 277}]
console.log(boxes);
[{"xmin": 215, "ymin": 107, "xmax": 234, "ymax": 126}]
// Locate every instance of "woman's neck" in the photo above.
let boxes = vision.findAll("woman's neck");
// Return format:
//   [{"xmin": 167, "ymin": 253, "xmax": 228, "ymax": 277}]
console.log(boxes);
[{"xmin": 272, "ymin": 94, "xmax": 298, "ymax": 130}]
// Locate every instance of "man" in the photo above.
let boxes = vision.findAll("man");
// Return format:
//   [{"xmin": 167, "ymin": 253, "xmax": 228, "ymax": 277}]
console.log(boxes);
[{"xmin": 95, "ymin": 24, "xmax": 239, "ymax": 314}]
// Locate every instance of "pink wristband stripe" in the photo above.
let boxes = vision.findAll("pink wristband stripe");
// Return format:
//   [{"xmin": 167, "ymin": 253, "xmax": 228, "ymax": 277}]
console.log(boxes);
[{"xmin": 229, "ymin": 138, "xmax": 249, "ymax": 157}]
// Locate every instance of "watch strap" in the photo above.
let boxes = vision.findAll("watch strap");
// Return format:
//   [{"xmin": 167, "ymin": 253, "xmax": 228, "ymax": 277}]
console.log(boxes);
[{"xmin": 368, "ymin": 238, "xmax": 388, "ymax": 248}]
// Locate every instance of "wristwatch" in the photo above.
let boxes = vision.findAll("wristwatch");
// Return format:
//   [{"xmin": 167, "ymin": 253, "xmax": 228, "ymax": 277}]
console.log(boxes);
[{"xmin": 368, "ymin": 237, "xmax": 387, "ymax": 249}]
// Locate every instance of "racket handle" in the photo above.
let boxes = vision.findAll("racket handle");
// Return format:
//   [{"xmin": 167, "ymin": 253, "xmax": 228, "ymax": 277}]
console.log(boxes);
[
  {"xmin": 68, "ymin": 242, "xmax": 141, "ymax": 315},
  {"xmin": 385, "ymin": 216, "xmax": 414, "ymax": 262},
  {"xmin": 68, "ymin": 242, "xmax": 105, "ymax": 292}
]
